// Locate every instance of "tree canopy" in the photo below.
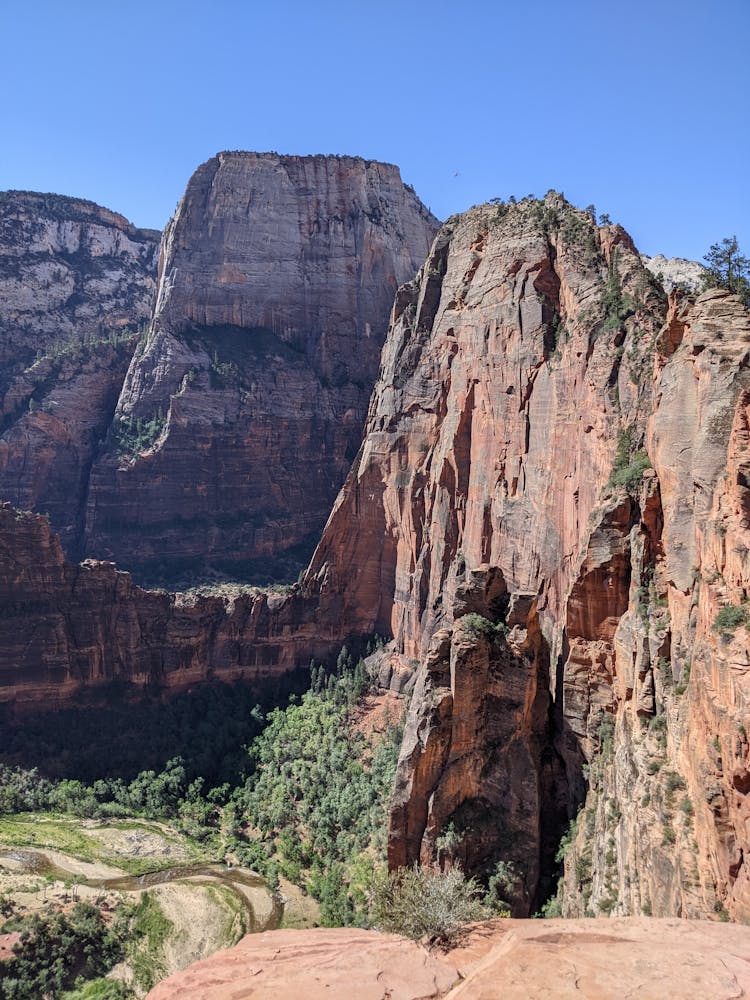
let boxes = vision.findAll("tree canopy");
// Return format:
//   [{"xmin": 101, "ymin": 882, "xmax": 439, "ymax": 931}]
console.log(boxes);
[{"xmin": 702, "ymin": 236, "xmax": 750, "ymax": 305}]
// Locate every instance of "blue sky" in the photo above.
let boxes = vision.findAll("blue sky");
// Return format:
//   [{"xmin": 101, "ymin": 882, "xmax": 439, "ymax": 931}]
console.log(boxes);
[{"xmin": 2, "ymin": 0, "xmax": 748, "ymax": 260}]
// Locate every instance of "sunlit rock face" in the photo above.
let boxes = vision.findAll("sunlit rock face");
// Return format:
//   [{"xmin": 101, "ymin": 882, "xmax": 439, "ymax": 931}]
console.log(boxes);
[{"xmin": 2, "ymin": 188, "xmax": 750, "ymax": 923}]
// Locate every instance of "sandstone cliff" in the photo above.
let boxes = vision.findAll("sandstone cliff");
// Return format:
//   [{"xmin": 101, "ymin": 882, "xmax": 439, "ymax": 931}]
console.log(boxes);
[
  {"xmin": 84, "ymin": 153, "xmax": 438, "ymax": 585},
  {"xmin": 305, "ymin": 194, "xmax": 667, "ymax": 911},
  {"xmin": 305, "ymin": 195, "xmax": 750, "ymax": 920},
  {"xmin": 0, "ymin": 191, "xmax": 159, "ymax": 556},
  {"xmin": 0, "ymin": 503, "xmax": 334, "ymax": 706},
  {"xmin": 1, "ymin": 191, "xmax": 749, "ymax": 925}
]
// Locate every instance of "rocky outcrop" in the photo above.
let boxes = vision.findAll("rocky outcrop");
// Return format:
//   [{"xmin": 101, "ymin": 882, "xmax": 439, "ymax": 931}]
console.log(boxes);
[
  {"xmin": 0, "ymin": 504, "xmax": 336, "ymax": 707},
  {"xmin": 2, "ymin": 188, "xmax": 749, "ymax": 924},
  {"xmin": 146, "ymin": 919, "xmax": 750, "ymax": 1000},
  {"xmin": 84, "ymin": 153, "xmax": 438, "ymax": 585},
  {"xmin": 0, "ymin": 191, "xmax": 159, "ymax": 556},
  {"xmin": 641, "ymin": 253, "xmax": 706, "ymax": 292},
  {"xmin": 0, "ymin": 191, "xmax": 158, "ymax": 368},
  {"xmin": 307, "ymin": 199, "xmax": 750, "ymax": 921},
  {"xmin": 305, "ymin": 194, "xmax": 667, "ymax": 911}
]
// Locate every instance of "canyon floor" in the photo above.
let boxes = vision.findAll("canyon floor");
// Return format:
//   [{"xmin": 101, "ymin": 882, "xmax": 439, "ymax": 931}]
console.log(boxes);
[
  {"xmin": 147, "ymin": 918, "xmax": 750, "ymax": 999},
  {"xmin": 0, "ymin": 815, "xmax": 279, "ymax": 995}
]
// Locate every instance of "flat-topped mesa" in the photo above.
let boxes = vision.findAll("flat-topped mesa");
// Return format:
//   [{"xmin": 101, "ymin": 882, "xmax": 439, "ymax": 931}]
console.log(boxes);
[
  {"xmin": 84, "ymin": 151, "xmax": 438, "ymax": 586},
  {"xmin": 0, "ymin": 191, "xmax": 159, "ymax": 557}
]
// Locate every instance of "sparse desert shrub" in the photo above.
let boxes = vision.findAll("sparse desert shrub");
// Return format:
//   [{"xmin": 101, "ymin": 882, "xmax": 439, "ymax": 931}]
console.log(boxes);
[
  {"xmin": 608, "ymin": 425, "xmax": 651, "ymax": 491},
  {"xmin": 370, "ymin": 865, "xmax": 486, "ymax": 943},
  {"xmin": 713, "ymin": 604, "xmax": 750, "ymax": 636}
]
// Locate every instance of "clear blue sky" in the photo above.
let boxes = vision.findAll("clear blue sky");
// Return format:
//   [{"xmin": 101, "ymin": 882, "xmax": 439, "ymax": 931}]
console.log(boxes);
[{"xmin": 2, "ymin": 0, "xmax": 747, "ymax": 261}]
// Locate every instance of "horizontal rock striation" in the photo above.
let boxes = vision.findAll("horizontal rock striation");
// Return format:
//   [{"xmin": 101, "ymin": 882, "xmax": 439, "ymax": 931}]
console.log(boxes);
[
  {"xmin": 0, "ymin": 503, "xmax": 340, "ymax": 707},
  {"xmin": 84, "ymin": 153, "xmax": 438, "ymax": 585}
]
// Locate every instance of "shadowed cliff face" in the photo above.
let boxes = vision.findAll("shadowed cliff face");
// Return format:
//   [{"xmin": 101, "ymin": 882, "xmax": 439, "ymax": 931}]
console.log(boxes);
[
  {"xmin": 557, "ymin": 289, "xmax": 750, "ymax": 923},
  {"xmin": 84, "ymin": 153, "xmax": 438, "ymax": 585},
  {"xmin": 0, "ymin": 192, "xmax": 159, "ymax": 556}
]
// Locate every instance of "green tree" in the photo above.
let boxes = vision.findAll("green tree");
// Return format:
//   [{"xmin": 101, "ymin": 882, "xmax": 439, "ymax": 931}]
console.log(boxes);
[{"xmin": 702, "ymin": 236, "xmax": 750, "ymax": 305}]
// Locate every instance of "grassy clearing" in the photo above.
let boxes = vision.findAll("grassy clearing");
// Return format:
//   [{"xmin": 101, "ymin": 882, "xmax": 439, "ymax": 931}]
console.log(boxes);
[{"xmin": 0, "ymin": 814, "xmax": 213, "ymax": 875}]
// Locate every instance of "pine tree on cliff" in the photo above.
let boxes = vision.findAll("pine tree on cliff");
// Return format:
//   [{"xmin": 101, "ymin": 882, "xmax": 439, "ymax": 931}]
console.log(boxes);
[{"xmin": 702, "ymin": 236, "xmax": 750, "ymax": 305}]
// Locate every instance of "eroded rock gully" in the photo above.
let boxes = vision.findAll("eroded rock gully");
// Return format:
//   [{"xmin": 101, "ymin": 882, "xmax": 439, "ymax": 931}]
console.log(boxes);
[{"xmin": 2, "ymin": 192, "xmax": 750, "ymax": 923}]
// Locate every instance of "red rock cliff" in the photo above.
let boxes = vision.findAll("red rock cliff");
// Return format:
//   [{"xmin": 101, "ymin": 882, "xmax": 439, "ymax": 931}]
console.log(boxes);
[{"xmin": 2, "ymin": 192, "xmax": 749, "ymax": 923}]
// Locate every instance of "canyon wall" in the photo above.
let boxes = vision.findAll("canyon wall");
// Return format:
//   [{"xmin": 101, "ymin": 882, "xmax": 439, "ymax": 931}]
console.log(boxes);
[
  {"xmin": 1, "ymin": 190, "xmax": 748, "ymax": 923},
  {"xmin": 0, "ymin": 503, "xmax": 338, "ymax": 707},
  {"xmin": 307, "ymin": 195, "xmax": 750, "ymax": 920},
  {"xmin": 83, "ymin": 153, "xmax": 438, "ymax": 585},
  {"xmin": 0, "ymin": 192, "xmax": 159, "ymax": 556}
]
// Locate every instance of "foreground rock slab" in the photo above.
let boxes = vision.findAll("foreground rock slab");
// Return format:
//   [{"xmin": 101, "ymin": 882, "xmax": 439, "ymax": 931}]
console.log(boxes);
[
  {"xmin": 146, "ymin": 926, "xmax": 459, "ymax": 1000},
  {"xmin": 147, "ymin": 918, "xmax": 750, "ymax": 999}
]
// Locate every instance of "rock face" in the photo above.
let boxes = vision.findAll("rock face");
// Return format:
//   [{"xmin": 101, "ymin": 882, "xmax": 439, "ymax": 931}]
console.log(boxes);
[
  {"xmin": 146, "ymin": 919, "xmax": 750, "ymax": 1000},
  {"xmin": 556, "ymin": 288, "xmax": 750, "ymax": 923},
  {"xmin": 306, "ymin": 196, "xmax": 750, "ymax": 921},
  {"xmin": 641, "ymin": 252, "xmax": 706, "ymax": 292},
  {"xmin": 0, "ymin": 191, "xmax": 158, "ymax": 367},
  {"xmin": 306, "ymin": 194, "xmax": 667, "ymax": 912},
  {"xmin": 0, "ymin": 503, "xmax": 334, "ymax": 706},
  {"xmin": 0, "ymin": 191, "xmax": 159, "ymax": 556},
  {"xmin": 84, "ymin": 153, "xmax": 438, "ymax": 585},
  {"xmin": 1, "ymin": 189, "xmax": 749, "ymax": 924}
]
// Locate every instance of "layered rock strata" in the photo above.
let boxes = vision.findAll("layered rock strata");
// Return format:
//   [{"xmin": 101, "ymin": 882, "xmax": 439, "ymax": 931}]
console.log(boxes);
[
  {"xmin": 0, "ymin": 504, "xmax": 333, "ymax": 706},
  {"xmin": 84, "ymin": 153, "xmax": 438, "ymax": 584},
  {"xmin": 0, "ymin": 191, "xmax": 159, "ymax": 555}
]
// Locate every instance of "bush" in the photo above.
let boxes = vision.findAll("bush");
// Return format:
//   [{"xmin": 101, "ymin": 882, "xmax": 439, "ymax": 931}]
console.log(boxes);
[
  {"xmin": 459, "ymin": 613, "xmax": 508, "ymax": 643},
  {"xmin": 609, "ymin": 426, "xmax": 651, "ymax": 491},
  {"xmin": 713, "ymin": 604, "xmax": 750, "ymax": 636},
  {"xmin": 370, "ymin": 865, "xmax": 486, "ymax": 943}
]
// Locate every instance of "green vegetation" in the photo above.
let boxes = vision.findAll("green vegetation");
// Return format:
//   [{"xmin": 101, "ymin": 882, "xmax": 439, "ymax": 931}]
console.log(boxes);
[
  {"xmin": 459, "ymin": 613, "xmax": 508, "ymax": 643},
  {"xmin": 110, "ymin": 411, "xmax": 167, "ymax": 456},
  {"xmin": 62, "ymin": 981, "xmax": 133, "ymax": 1000},
  {"xmin": 239, "ymin": 648, "xmax": 402, "ymax": 925},
  {"xmin": 713, "ymin": 603, "xmax": 750, "ymax": 636},
  {"xmin": 34, "ymin": 327, "xmax": 142, "ymax": 367},
  {"xmin": 0, "ymin": 814, "xmax": 205, "ymax": 876},
  {"xmin": 0, "ymin": 674, "xmax": 309, "ymax": 785},
  {"xmin": 701, "ymin": 236, "xmax": 750, "ymax": 306},
  {"xmin": 128, "ymin": 892, "xmax": 172, "ymax": 993},
  {"xmin": 609, "ymin": 425, "xmax": 651, "ymax": 491},
  {"xmin": 0, "ymin": 902, "xmax": 129, "ymax": 1000},
  {"xmin": 369, "ymin": 865, "xmax": 486, "ymax": 944},
  {"xmin": 601, "ymin": 253, "xmax": 635, "ymax": 331}
]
